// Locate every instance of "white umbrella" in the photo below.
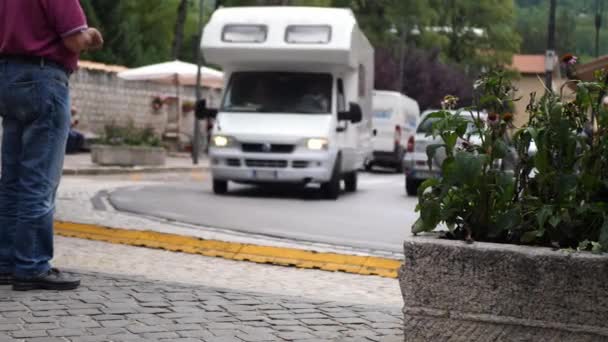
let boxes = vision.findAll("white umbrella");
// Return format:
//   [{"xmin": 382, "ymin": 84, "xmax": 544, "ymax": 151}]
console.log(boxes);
[{"xmin": 117, "ymin": 60, "xmax": 223, "ymax": 88}]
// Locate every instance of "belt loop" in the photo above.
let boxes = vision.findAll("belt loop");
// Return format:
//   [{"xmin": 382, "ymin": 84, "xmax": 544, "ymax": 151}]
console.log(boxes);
[{"xmin": 40, "ymin": 57, "xmax": 45, "ymax": 69}]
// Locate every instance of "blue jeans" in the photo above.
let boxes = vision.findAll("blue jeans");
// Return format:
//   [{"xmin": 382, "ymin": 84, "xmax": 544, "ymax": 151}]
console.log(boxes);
[{"xmin": 0, "ymin": 60, "xmax": 71, "ymax": 278}]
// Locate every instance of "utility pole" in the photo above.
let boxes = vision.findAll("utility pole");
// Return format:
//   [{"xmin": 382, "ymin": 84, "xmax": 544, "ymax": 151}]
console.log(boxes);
[
  {"xmin": 595, "ymin": 0, "xmax": 604, "ymax": 58},
  {"xmin": 545, "ymin": 0, "xmax": 557, "ymax": 93},
  {"xmin": 192, "ymin": 0, "xmax": 206, "ymax": 164}
]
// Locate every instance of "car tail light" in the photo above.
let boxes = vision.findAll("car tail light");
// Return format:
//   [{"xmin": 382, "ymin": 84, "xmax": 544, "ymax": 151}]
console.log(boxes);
[{"xmin": 407, "ymin": 136, "xmax": 415, "ymax": 153}]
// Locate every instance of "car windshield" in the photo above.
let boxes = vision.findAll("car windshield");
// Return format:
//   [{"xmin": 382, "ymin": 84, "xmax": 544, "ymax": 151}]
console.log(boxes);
[{"xmin": 221, "ymin": 72, "xmax": 332, "ymax": 114}]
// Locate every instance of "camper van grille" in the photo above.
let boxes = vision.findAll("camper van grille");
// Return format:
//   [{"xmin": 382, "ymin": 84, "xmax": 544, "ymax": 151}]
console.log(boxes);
[
  {"xmin": 226, "ymin": 159, "xmax": 242, "ymax": 167},
  {"xmin": 245, "ymin": 159, "xmax": 288, "ymax": 168},
  {"xmin": 292, "ymin": 161, "xmax": 309, "ymax": 168},
  {"xmin": 242, "ymin": 143, "xmax": 295, "ymax": 154}
]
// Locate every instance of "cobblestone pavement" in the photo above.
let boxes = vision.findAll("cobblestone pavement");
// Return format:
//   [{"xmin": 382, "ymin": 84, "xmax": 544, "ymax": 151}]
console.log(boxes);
[
  {"xmin": 53, "ymin": 237, "xmax": 402, "ymax": 307},
  {"xmin": 0, "ymin": 271, "xmax": 403, "ymax": 342}
]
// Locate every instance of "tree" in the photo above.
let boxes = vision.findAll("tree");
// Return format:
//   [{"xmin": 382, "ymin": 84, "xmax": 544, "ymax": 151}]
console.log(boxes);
[
  {"xmin": 375, "ymin": 46, "xmax": 474, "ymax": 110},
  {"xmin": 428, "ymin": 0, "xmax": 520, "ymax": 73}
]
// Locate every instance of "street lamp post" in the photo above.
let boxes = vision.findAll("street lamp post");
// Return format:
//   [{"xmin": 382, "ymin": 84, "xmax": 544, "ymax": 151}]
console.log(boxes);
[
  {"xmin": 544, "ymin": 0, "xmax": 557, "ymax": 93},
  {"xmin": 595, "ymin": 0, "xmax": 604, "ymax": 58},
  {"xmin": 192, "ymin": 0, "xmax": 206, "ymax": 164}
]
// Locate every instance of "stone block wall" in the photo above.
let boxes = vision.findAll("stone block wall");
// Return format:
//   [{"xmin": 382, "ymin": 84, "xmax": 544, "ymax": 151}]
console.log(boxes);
[
  {"xmin": 69, "ymin": 67, "xmax": 222, "ymax": 147},
  {"xmin": 398, "ymin": 236, "xmax": 608, "ymax": 341}
]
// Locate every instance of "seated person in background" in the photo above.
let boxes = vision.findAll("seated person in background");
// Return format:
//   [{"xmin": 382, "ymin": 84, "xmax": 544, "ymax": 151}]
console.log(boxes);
[{"xmin": 66, "ymin": 106, "xmax": 85, "ymax": 154}]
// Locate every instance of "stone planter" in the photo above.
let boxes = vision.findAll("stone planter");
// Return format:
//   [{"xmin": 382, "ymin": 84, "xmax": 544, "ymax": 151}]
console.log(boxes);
[
  {"xmin": 398, "ymin": 236, "xmax": 608, "ymax": 341},
  {"xmin": 91, "ymin": 144, "xmax": 166, "ymax": 166}
]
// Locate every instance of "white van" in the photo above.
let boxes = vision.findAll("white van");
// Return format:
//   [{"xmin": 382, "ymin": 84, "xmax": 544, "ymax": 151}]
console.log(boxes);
[
  {"xmin": 369, "ymin": 90, "xmax": 419, "ymax": 172},
  {"xmin": 197, "ymin": 6, "xmax": 374, "ymax": 199}
]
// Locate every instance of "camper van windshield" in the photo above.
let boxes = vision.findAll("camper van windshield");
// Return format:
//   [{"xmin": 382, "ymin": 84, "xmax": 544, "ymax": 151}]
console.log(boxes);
[{"xmin": 222, "ymin": 72, "xmax": 332, "ymax": 114}]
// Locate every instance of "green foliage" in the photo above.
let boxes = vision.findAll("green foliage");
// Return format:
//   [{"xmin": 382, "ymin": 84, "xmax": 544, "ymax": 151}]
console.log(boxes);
[
  {"xmin": 80, "ymin": 0, "xmax": 209, "ymax": 67},
  {"xmin": 516, "ymin": 0, "xmax": 608, "ymax": 59},
  {"xmin": 413, "ymin": 69, "xmax": 608, "ymax": 253},
  {"xmin": 100, "ymin": 123, "xmax": 162, "ymax": 148}
]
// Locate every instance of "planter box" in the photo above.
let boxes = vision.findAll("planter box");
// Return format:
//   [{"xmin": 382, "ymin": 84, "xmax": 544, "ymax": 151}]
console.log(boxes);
[
  {"xmin": 398, "ymin": 236, "xmax": 608, "ymax": 341},
  {"xmin": 91, "ymin": 144, "xmax": 166, "ymax": 166}
]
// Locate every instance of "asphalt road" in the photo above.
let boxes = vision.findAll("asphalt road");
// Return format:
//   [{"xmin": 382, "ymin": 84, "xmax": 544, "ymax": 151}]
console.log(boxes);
[{"xmin": 109, "ymin": 171, "xmax": 419, "ymax": 253}]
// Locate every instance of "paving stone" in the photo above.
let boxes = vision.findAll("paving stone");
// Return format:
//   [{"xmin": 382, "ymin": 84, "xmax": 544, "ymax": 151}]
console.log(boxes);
[
  {"xmin": 299, "ymin": 318, "xmax": 339, "ymax": 326},
  {"xmin": 48, "ymin": 328, "xmax": 87, "ymax": 337},
  {"xmin": 236, "ymin": 333, "xmax": 278, "ymax": 342},
  {"xmin": 67, "ymin": 309, "xmax": 102, "ymax": 316},
  {"xmin": 100, "ymin": 320, "xmax": 132, "ymax": 328},
  {"xmin": 126, "ymin": 324, "xmax": 168, "ymax": 334},
  {"xmin": 5, "ymin": 271, "xmax": 402, "ymax": 341},
  {"xmin": 10, "ymin": 329, "xmax": 49, "ymax": 338},
  {"xmin": 26, "ymin": 338, "xmax": 67, "ymax": 342},
  {"xmin": 276, "ymin": 332, "xmax": 319, "ymax": 340},
  {"xmin": 0, "ymin": 325, "xmax": 20, "ymax": 332},
  {"xmin": 142, "ymin": 331, "xmax": 180, "ymax": 339}
]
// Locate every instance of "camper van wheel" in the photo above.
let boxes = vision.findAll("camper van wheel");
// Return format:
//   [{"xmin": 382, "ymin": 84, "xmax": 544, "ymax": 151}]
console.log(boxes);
[
  {"xmin": 213, "ymin": 179, "xmax": 228, "ymax": 195},
  {"xmin": 344, "ymin": 172, "xmax": 358, "ymax": 192},
  {"xmin": 321, "ymin": 157, "xmax": 341, "ymax": 200}
]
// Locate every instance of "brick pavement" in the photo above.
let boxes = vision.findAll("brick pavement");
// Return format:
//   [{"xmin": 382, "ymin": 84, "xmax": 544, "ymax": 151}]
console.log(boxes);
[{"xmin": 0, "ymin": 271, "xmax": 403, "ymax": 342}]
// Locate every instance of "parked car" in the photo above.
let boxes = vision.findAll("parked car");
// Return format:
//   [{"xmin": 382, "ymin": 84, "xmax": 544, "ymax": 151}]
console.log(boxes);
[
  {"xmin": 402, "ymin": 109, "xmax": 539, "ymax": 196},
  {"xmin": 402, "ymin": 109, "xmax": 487, "ymax": 196}
]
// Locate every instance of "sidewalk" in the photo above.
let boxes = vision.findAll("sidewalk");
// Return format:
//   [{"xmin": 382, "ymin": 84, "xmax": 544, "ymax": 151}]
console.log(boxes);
[
  {"xmin": 0, "ymin": 270, "xmax": 403, "ymax": 342},
  {"xmin": 62, "ymin": 153, "xmax": 209, "ymax": 176}
]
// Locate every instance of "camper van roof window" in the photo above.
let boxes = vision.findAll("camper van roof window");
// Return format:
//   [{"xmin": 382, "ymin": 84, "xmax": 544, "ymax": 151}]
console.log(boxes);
[
  {"xmin": 285, "ymin": 25, "xmax": 331, "ymax": 44},
  {"xmin": 222, "ymin": 25, "xmax": 267, "ymax": 43}
]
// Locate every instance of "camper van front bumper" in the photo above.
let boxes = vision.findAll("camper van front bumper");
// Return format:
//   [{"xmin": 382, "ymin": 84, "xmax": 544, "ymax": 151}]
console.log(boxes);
[{"xmin": 209, "ymin": 149, "xmax": 335, "ymax": 183}]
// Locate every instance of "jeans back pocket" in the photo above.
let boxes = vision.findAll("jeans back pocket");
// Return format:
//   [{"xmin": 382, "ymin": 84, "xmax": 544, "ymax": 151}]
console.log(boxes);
[{"xmin": 1, "ymin": 81, "xmax": 42, "ymax": 124}]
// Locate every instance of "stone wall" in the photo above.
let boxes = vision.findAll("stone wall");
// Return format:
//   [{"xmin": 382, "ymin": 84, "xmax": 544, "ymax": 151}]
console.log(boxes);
[
  {"xmin": 398, "ymin": 236, "xmax": 608, "ymax": 342},
  {"xmin": 70, "ymin": 67, "xmax": 222, "ymax": 148}
]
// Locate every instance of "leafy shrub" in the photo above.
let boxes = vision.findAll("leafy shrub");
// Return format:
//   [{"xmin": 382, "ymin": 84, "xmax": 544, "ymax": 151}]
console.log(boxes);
[
  {"xmin": 99, "ymin": 122, "xmax": 162, "ymax": 148},
  {"xmin": 414, "ymin": 69, "xmax": 608, "ymax": 253}
]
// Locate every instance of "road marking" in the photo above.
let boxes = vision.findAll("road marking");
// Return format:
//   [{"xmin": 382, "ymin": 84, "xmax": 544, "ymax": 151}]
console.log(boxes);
[
  {"xmin": 191, "ymin": 171, "xmax": 205, "ymax": 181},
  {"xmin": 54, "ymin": 221, "xmax": 402, "ymax": 278},
  {"xmin": 129, "ymin": 173, "xmax": 142, "ymax": 181}
]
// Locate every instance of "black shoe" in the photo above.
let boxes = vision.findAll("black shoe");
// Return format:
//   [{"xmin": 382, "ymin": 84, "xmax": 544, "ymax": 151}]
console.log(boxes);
[
  {"xmin": 13, "ymin": 268, "xmax": 80, "ymax": 291},
  {"xmin": 0, "ymin": 273, "xmax": 12, "ymax": 285}
]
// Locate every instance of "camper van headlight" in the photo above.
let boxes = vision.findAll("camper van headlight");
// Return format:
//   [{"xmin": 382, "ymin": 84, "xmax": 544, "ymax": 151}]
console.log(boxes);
[
  {"xmin": 212, "ymin": 135, "xmax": 235, "ymax": 148},
  {"xmin": 306, "ymin": 138, "xmax": 329, "ymax": 150}
]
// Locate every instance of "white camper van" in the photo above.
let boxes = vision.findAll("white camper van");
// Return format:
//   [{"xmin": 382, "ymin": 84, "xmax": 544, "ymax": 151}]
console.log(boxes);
[
  {"xmin": 369, "ymin": 91, "xmax": 419, "ymax": 172},
  {"xmin": 198, "ymin": 7, "xmax": 374, "ymax": 199}
]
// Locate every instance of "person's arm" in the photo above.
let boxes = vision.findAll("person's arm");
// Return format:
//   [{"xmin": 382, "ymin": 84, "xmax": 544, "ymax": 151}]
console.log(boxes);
[
  {"xmin": 40, "ymin": 0, "xmax": 103, "ymax": 53},
  {"xmin": 63, "ymin": 28, "xmax": 103, "ymax": 54}
]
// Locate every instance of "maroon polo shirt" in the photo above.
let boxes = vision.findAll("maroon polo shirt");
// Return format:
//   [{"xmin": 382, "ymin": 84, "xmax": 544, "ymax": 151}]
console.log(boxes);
[{"xmin": 0, "ymin": 0, "xmax": 88, "ymax": 72}]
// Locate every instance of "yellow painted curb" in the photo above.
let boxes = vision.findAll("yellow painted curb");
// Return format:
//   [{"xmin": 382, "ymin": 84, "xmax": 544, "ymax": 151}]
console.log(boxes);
[{"xmin": 54, "ymin": 221, "xmax": 401, "ymax": 278}]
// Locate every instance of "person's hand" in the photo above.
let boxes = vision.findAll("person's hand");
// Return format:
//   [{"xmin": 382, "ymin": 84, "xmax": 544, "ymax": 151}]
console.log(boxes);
[{"xmin": 86, "ymin": 28, "xmax": 103, "ymax": 51}]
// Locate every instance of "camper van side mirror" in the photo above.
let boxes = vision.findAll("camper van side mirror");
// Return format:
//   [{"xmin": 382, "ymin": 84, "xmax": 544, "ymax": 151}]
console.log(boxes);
[
  {"xmin": 348, "ymin": 103, "xmax": 363, "ymax": 123},
  {"xmin": 195, "ymin": 99, "xmax": 218, "ymax": 119},
  {"xmin": 338, "ymin": 102, "xmax": 362, "ymax": 123}
]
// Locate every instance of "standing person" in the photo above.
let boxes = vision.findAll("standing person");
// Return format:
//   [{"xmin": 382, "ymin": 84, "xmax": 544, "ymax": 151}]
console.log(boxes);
[{"xmin": 0, "ymin": 0, "xmax": 103, "ymax": 291}]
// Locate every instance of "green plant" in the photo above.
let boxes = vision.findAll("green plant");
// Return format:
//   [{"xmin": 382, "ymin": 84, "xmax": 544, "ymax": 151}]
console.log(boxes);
[
  {"xmin": 414, "ymin": 70, "xmax": 518, "ymax": 242},
  {"xmin": 99, "ymin": 122, "xmax": 162, "ymax": 148},
  {"xmin": 413, "ymin": 68, "xmax": 608, "ymax": 252}
]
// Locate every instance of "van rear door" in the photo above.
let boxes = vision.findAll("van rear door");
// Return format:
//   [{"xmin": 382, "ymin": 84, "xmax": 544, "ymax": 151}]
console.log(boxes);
[{"xmin": 372, "ymin": 95, "xmax": 401, "ymax": 152}]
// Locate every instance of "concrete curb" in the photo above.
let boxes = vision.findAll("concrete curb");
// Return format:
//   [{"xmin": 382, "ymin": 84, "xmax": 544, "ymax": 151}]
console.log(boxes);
[
  {"xmin": 63, "ymin": 165, "xmax": 209, "ymax": 176},
  {"xmin": 54, "ymin": 220, "xmax": 401, "ymax": 278}
]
